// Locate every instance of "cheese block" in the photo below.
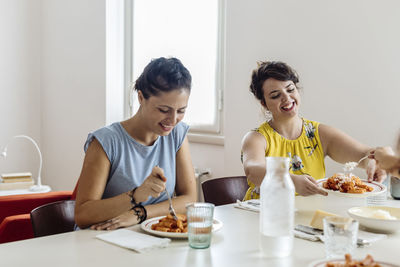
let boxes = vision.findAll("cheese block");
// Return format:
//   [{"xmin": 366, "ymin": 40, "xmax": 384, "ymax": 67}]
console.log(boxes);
[{"xmin": 310, "ymin": 209, "xmax": 338, "ymax": 230}]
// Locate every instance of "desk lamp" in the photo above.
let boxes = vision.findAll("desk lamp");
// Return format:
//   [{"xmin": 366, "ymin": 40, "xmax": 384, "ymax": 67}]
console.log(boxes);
[{"xmin": 1, "ymin": 135, "xmax": 51, "ymax": 192}]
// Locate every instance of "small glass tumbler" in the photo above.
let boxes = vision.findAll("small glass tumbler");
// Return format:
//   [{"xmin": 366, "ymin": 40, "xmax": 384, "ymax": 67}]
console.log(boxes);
[
  {"xmin": 323, "ymin": 217, "xmax": 358, "ymax": 259},
  {"xmin": 390, "ymin": 176, "xmax": 400, "ymax": 200},
  {"xmin": 186, "ymin": 202, "xmax": 215, "ymax": 249}
]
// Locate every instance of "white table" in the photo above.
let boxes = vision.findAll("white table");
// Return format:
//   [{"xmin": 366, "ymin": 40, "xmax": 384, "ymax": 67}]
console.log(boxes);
[{"xmin": 0, "ymin": 196, "xmax": 399, "ymax": 267}]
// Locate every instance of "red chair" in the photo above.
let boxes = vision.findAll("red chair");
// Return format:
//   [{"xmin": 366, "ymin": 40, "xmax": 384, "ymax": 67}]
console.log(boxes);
[{"xmin": 0, "ymin": 186, "xmax": 77, "ymax": 244}]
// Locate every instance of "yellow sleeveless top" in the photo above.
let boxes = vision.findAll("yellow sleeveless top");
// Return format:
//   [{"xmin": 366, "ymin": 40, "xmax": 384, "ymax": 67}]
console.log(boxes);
[{"xmin": 243, "ymin": 118, "xmax": 326, "ymax": 200}]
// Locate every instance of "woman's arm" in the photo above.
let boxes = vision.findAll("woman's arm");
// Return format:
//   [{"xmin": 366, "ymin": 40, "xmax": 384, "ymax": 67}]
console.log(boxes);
[
  {"xmin": 318, "ymin": 124, "xmax": 387, "ymax": 182},
  {"xmin": 74, "ymin": 139, "xmax": 133, "ymax": 228},
  {"xmin": 242, "ymin": 131, "xmax": 327, "ymax": 196},
  {"xmin": 241, "ymin": 131, "xmax": 268, "ymax": 187},
  {"xmin": 75, "ymin": 139, "xmax": 168, "ymax": 229},
  {"xmin": 88, "ymin": 137, "xmax": 197, "ymax": 230},
  {"xmin": 144, "ymin": 136, "xmax": 197, "ymax": 219},
  {"xmin": 319, "ymin": 124, "xmax": 370, "ymax": 163}
]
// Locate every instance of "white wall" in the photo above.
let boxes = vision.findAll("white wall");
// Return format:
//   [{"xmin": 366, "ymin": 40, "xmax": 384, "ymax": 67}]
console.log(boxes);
[
  {"xmin": 1, "ymin": 0, "xmax": 400, "ymax": 192},
  {"xmin": 191, "ymin": 0, "xmax": 400, "ymax": 180},
  {"xmin": 41, "ymin": 0, "xmax": 106, "ymax": 190},
  {"xmin": 0, "ymin": 0, "xmax": 42, "ymax": 178}
]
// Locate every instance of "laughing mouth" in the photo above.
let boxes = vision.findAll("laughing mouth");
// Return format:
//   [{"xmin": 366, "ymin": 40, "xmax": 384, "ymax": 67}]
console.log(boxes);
[{"xmin": 281, "ymin": 101, "xmax": 295, "ymax": 111}]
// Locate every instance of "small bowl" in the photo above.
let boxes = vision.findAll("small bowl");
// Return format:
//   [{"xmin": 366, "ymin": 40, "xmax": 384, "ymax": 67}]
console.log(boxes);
[{"xmin": 347, "ymin": 206, "xmax": 400, "ymax": 233}]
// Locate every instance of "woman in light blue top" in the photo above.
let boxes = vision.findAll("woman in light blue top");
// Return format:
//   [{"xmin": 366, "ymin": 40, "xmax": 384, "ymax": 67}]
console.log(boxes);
[{"xmin": 74, "ymin": 57, "xmax": 197, "ymax": 230}]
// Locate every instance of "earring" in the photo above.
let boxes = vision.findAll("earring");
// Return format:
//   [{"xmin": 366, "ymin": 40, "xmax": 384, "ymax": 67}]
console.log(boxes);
[{"xmin": 264, "ymin": 109, "xmax": 272, "ymax": 121}]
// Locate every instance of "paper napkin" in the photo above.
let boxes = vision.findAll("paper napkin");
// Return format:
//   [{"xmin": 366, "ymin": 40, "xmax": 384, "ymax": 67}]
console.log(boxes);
[
  {"xmin": 234, "ymin": 199, "xmax": 260, "ymax": 212},
  {"xmin": 96, "ymin": 229, "xmax": 171, "ymax": 253}
]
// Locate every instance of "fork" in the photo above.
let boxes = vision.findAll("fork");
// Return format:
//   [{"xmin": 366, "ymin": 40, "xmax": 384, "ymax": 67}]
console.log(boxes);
[
  {"xmin": 165, "ymin": 188, "xmax": 179, "ymax": 221},
  {"xmin": 344, "ymin": 155, "xmax": 369, "ymax": 172},
  {"xmin": 155, "ymin": 165, "xmax": 179, "ymax": 221}
]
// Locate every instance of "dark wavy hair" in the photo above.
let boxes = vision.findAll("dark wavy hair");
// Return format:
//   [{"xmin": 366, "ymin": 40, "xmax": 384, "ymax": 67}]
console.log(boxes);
[
  {"xmin": 134, "ymin": 57, "xmax": 192, "ymax": 99},
  {"xmin": 250, "ymin": 61, "xmax": 299, "ymax": 105}
]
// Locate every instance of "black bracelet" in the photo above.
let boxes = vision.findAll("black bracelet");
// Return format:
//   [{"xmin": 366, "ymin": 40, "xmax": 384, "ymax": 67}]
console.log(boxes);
[
  {"xmin": 128, "ymin": 188, "xmax": 147, "ymax": 223},
  {"xmin": 131, "ymin": 204, "xmax": 147, "ymax": 224},
  {"xmin": 129, "ymin": 188, "xmax": 139, "ymax": 206}
]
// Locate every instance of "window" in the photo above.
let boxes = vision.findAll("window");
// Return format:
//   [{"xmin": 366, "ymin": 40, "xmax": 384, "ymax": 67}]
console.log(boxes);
[{"xmin": 127, "ymin": 0, "xmax": 225, "ymax": 137}]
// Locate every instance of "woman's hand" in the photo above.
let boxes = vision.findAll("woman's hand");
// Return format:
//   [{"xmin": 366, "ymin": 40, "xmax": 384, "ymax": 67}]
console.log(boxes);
[
  {"xmin": 90, "ymin": 210, "xmax": 139, "ymax": 230},
  {"xmin": 369, "ymin": 147, "xmax": 398, "ymax": 172},
  {"xmin": 366, "ymin": 151, "xmax": 391, "ymax": 182},
  {"xmin": 291, "ymin": 174, "xmax": 328, "ymax": 196},
  {"xmin": 134, "ymin": 166, "xmax": 167, "ymax": 203}
]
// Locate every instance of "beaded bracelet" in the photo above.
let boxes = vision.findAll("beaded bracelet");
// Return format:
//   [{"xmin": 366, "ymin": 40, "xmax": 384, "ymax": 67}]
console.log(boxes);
[
  {"xmin": 131, "ymin": 204, "xmax": 147, "ymax": 224},
  {"xmin": 128, "ymin": 188, "xmax": 147, "ymax": 224}
]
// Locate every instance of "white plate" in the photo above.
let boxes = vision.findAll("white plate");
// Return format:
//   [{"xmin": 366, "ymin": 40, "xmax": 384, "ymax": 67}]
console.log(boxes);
[
  {"xmin": 308, "ymin": 258, "xmax": 398, "ymax": 267},
  {"xmin": 317, "ymin": 178, "xmax": 386, "ymax": 198},
  {"xmin": 141, "ymin": 216, "xmax": 223, "ymax": 239},
  {"xmin": 348, "ymin": 206, "xmax": 400, "ymax": 233}
]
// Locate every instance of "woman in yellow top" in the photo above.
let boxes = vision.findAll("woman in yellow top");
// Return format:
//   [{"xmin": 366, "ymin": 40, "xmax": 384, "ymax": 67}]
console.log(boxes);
[{"xmin": 242, "ymin": 61, "xmax": 389, "ymax": 200}]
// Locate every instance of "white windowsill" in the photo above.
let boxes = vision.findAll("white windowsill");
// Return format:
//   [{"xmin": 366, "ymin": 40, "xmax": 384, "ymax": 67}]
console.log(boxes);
[{"xmin": 188, "ymin": 132, "xmax": 225, "ymax": 146}]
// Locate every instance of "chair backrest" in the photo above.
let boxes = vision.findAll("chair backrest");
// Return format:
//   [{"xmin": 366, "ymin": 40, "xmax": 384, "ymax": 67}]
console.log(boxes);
[
  {"xmin": 201, "ymin": 176, "xmax": 248, "ymax": 206},
  {"xmin": 30, "ymin": 200, "xmax": 75, "ymax": 238}
]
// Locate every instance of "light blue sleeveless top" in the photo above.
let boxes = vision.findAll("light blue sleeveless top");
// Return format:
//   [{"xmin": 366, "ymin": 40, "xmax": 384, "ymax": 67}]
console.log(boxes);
[{"xmin": 84, "ymin": 121, "xmax": 189, "ymax": 206}]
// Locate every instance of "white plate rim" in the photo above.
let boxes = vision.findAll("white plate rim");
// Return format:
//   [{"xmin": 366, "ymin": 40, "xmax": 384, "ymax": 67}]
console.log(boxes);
[
  {"xmin": 347, "ymin": 206, "xmax": 400, "ymax": 233},
  {"xmin": 317, "ymin": 177, "xmax": 386, "ymax": 198},
  {"xmin": 308, "ymin": 258, "xmax": 398, "ymax": 267},
  {"xmin": 140, "ymin": 215, "xmax": 223, "ymax": 239},
  {"xmin": 348, "ymin": 206, "xmax": 400, "ymax": 222}
]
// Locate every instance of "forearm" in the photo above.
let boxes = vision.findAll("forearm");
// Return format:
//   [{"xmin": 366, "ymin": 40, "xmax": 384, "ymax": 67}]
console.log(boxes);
[
  {"xmin": 320, "ymin": 124, "xmax": 372, "ymax": 166},
  {"xmin": 75, "ymin": 192, "xmax": 132, "ymax": 228},
  {"xmin": 244, "ymin": 162, "xmax": 266, "ymax": 187}
]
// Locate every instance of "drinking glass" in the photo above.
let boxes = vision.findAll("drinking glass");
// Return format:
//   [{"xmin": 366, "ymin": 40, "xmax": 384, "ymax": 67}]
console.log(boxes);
[
  {"xmin": 323, "ymin": 217, "xmax": 358, "ymax": 259},
  {"xmin": 186, "ymin": 202, "xmax": 215, "ymax": 249},
  {"xmin": 390, "ymin": 176, "xmax": 400, "ymax": 199}
]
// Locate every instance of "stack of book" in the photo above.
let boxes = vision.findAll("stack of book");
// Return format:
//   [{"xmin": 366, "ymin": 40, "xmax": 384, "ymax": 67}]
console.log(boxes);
[{"xmin": 0, "ymin": 172, "xmax": 34, "ymax": 190}]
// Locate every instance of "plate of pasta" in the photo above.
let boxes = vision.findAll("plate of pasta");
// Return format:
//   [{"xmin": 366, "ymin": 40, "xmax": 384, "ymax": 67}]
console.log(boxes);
[
  {"xmin": 141, "ymin": 214, "xmax": 223, "ymax": 239},
  {"xmin": 308, "ymin": 254, "xmax": 397, "ymax": 267},
  {"xmin": 316, "ymin": 173, "xmax": 386, "ymax": 198}
]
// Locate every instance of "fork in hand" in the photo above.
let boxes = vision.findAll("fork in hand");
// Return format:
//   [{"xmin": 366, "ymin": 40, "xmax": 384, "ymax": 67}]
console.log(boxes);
[
  {"xmin": 344, "ymin": 155, "xmax": 369, "ymax": 172},
  {"xmin": 165, "ymin": 188, "xmax": 179, "ymax": 221}
]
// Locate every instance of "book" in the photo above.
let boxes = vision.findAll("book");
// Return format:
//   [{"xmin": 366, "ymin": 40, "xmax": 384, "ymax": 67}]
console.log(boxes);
[
  {"xmin": 1, "ymin": 172, "xmax": 32, "ymax": 179},
  {"xmin": 0, "ymin": 180, "xmax": 34, "ymax": 190},
  {"xmin": 2, "ymin": 177, "xmax": 33, "ymax": 183}
]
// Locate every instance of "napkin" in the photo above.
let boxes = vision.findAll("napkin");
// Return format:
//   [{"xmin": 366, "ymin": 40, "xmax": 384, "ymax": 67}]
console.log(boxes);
[
  {"xmin": 234, "ymin": 199, "xmax": 260, "ymax": 212},
  {"xmin": 96, "ymin": 229, "xmax": 171, "ymax": 253},
  {"xmin": 294, "ymin": 228, "xmax": 387, "ymax": 246}
]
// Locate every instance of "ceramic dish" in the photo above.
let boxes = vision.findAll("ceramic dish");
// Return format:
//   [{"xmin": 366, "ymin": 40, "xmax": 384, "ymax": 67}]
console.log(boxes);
[
  {"xmin": 348, "ymin": 206, "xmax": 400, "ymax": 233},
  {"xmin": 317, "ymin": 178, "xmax": 386, "ymax": 198},
  {"xmin": 308, "ymin": 258, "xmax": 398, "ymax": 267},
  {"xmin": 141, "ymin": 216, "xmax": 223, "ymax": 239}
]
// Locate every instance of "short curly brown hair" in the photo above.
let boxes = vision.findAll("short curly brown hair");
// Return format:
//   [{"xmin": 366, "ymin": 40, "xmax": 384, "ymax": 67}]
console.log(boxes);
[{"xmin": 250, "ymin": 61, "xmax": 299, "ymax": 105}]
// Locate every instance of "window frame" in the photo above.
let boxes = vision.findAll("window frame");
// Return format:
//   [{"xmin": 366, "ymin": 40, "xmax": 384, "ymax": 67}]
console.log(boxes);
[{"xmin": 124, "ymin": 0, "xmax": 226, "ymax": 143}]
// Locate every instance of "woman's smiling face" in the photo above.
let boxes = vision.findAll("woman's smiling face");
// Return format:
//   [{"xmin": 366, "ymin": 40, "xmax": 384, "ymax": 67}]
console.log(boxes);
[
  {"xmin": 262, "ymin": 78, "xmax": 300, "ymax": 119},
  {"xmin": 139, "ymin": 88, "xmax": 190, "ymax": 136}
]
